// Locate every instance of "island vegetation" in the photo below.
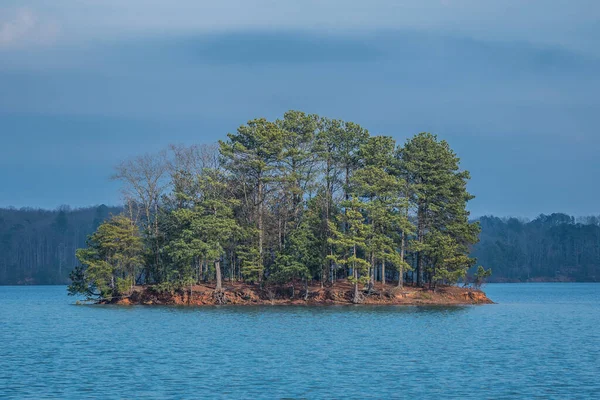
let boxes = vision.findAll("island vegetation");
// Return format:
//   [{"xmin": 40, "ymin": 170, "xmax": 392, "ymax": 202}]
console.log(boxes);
[
  {"xmin": 63, "ymin": 110, "xmax": 495, "ymax": 305},
  {"xmin": 2, "ymin": 207, "xmax": 598, "ymax": 286}
]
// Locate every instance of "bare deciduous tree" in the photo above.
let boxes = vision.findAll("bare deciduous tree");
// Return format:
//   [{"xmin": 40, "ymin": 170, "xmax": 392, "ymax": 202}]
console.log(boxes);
[{"xmin": 112, "ymin": 151, "xmax": 169, "ymax": 282}]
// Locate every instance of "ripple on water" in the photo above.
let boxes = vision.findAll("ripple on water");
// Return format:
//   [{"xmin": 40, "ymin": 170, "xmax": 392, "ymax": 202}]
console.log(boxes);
[{"xmin": 1, "ymin": 284, "xmax": 599, "ymax": 399}]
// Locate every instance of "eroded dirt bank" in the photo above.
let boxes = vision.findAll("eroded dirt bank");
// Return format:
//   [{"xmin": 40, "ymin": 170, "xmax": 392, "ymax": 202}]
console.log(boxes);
[{"xmin": 108, "ymin": 282, "xmax": 493, "ymax": 306}]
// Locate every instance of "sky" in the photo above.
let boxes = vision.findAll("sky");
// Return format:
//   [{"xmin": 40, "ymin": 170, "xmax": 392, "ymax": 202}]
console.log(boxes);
[{"xmin": 0, "ymin": 0, "xmax": 599, "ymax": 217}]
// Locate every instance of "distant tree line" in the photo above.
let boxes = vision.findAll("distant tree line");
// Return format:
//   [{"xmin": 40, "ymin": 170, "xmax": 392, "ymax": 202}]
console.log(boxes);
[
  {"xmin": 0, "ymin": 205, "xmax": 121, "ymax": 284},
  {"xmin": 474, "ymin": 214, "xmax": 600, "ymax": 282},
  {"xmin": 68, "ymin": 110, "xmax": 480, "ymax": 303},
  {"xmin": 4, "ymin": 208, "xmax": 596, "ymax": 286}
]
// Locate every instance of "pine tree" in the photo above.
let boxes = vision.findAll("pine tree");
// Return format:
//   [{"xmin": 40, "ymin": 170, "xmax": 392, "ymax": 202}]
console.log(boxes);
[
  {"xmin": 219, "ymin": 119, "xmax": 285, "ymax": 282},
  {"xmin": 313, "ymin": 117, "xmax": 343, "ymax": 284},
  {"xmin": 354, "ymin": 136, "xmax": 413, "ymax": 288},
  {"xmin": 277, "ymin": 110, "xmax": 319, "ymax": 232},
  {"xmin": 328, "ymin": 197, "xmax": 371, "ymax": 303},
  {"xmin": 165, "ymin": 169, "xmax": 241, "ymax": 293},
  {"xmin": 270, "ymin": 172, "xmax": 325, "ymax": 297},
  {"xmin": 69, "ymin": 215, "xmax": 143, "ymax": 300},
  {"xmin": 398, "ymin": 132, "xmax": 479, "ymax": 287}
]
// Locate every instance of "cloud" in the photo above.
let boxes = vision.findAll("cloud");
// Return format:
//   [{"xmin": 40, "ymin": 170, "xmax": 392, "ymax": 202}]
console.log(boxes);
[
  {"xmin": 3, "ymin": 1, "xmax": 599, "ymax": 56},
  {"xmin": 1, "ymin": 30, "xmax": 597, "ymax": 124},
  {"xmin": 0, "ymin": 8, "xmax": 59, "ymax": 49}
]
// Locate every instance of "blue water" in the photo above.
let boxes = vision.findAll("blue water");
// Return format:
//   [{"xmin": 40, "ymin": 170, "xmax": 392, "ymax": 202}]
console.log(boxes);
[{"xmin": 1, "ymin": 284, "xmax": 599, "ymax": 399}]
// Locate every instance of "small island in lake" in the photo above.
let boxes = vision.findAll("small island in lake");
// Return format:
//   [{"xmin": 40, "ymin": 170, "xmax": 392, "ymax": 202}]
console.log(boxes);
[{"xmin": 68, "ymin": 111, "xmax": 493, "ymax": 306}]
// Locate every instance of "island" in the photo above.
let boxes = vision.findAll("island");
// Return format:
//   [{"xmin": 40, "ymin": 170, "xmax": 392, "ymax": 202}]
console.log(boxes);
[{"xmin": 68, "ymin": 110, "xmax": 493, "ymax": 306}]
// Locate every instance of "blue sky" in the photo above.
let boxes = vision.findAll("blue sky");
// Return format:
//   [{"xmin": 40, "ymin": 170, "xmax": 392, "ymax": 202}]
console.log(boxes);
[{"xmin": 0, "ymin": 0, "xmax": 599, "ymax": 217}]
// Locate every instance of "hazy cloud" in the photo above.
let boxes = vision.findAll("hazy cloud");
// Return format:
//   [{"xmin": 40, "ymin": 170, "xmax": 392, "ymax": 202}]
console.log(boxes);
[
  {"xmin": 0, "ymin": 8, "xmax": 60, "ymax": 48},
  {"xmin": 2, "ymin": 1, "xmax": 599, "ymax": 55}
]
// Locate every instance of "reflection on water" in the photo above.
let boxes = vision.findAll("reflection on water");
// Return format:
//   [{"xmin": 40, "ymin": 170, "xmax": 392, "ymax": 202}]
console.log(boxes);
[{"xmin": 1, "ymin": 284, "xmax": 599, "ymax": 399}]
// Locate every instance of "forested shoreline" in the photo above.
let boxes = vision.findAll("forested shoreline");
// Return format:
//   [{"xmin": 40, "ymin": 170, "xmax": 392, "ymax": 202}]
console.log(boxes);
[
  {"xmin": 0, "ymin": 205, "xmax": 121, "ymax": 285},
  {"xmin": 475, "ymin": 214, "xmax": 600, "ymax": 282},
  {"xmin": 4, "ymin": 207, "xmax": 597, "ymax": 286},
  {"xmin": 1, "ymin": 111, "xmax": 597, "ymax": 295}
]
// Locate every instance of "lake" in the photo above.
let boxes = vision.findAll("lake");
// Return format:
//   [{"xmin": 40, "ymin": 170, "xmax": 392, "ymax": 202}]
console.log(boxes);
[{"xmin": 1, "ymin": 283, "xmax": 599, "ymax": 399}]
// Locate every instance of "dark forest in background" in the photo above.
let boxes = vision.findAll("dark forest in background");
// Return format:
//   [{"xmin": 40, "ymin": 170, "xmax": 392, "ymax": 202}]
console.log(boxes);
[
  {"xmin": 0, "ymin": 206, "xmax": 121, "ymax": 284},
  {"xmin": 474, "ymin": 214, "xmax": 600, "ymax": 282},
  {"xmin": 1, "ymin": 207, "xmax": 598, "ymax": 284}
]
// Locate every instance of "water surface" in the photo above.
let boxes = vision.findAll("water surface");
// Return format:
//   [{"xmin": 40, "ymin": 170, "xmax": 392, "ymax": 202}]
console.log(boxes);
[{"xmin": 1, "ymin": 284, "xmax": 599, "ymax": 399}]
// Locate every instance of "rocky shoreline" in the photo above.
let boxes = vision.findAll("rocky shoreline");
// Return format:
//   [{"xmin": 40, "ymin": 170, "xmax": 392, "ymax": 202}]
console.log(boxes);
[{"xmin": 104, "ymin": 282, "xmax": 494, "ymax": 306}]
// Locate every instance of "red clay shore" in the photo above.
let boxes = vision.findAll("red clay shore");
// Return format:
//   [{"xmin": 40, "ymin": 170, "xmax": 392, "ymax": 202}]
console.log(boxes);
[{"xmin": 108, "ymin": 281, "xmax": 493, "ymax": 306}]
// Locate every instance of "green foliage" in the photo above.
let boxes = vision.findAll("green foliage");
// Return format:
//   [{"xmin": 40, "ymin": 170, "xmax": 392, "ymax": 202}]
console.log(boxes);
[
  {"xmin": 239, "ymin": 245, "xmax": 262, "ymax": 282},
  {"xmin": 67, "ymin": 265, "xmax": 92, "ymax": 298},
  {"xmin": 270, "ymin": 254, "xmax": 310, "ymax": 284},
  {"xmin": 398, "ymin": 132, "xmax": 479, "ymax": 286},
  {"xmin": 328, "ymin": 197, "xmax": 372, "ymax": 296},
  {"xmin": 219, "ymin": 118, "xmax": 287, "ymax": 280},
  {"xmin": 69, "ymin": 215, "xmax": 143, "ymax": 300},
  {"xmin": 270, "ymin": 205, "xmax": 322, "ymax": 284},
  {"xmin": 473, "ymin": 266, "xmax": 493, "ymax": 288},
  {"xmin": 69, "ymin": 110, "xmax": 484, "ymax": 299},
  {"xmin": 163, "ymin": 168, "xmax": 242, "ymax": 286},
  {"xmin": 421, "ymin": 230, "xmax": 475, "ymax": 285},
  {"xmin": 352, "ymin": 137, "xmax": 414, "ymax": 284}
]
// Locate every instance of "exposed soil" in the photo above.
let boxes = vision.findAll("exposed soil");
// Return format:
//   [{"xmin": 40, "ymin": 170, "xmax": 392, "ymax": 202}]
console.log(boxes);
[{"xmin": 107, "ymin": 281, "xmax": 493, "ymax": 306}]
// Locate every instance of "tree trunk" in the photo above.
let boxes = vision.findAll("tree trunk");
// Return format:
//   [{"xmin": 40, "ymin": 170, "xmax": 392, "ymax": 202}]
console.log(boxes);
[
  {"xmin": 345, "ymin": 165, "xmax": 350, "ymax": 201},
  {"xmin": 353, "ymin": 268, "xmax": 359, "ymax": 304},
  {"xmin": 215, "ymin": 259, "xmax": 222, "ymax": 292},
  {"xmin": 397, "ymin": 231, "xmax": 405, "ymax": 288},
  {"xmin": 352, "ymin": 244, "xmax": 360, "ymax": 304},
  {"xmin": 199, "ymin": 257, "xmax": 202, "ymax": 283},
  {"xmin": 416, "ymin": 206, "xmax": 425, "ymax": 287},
  {"xmin": 304, "ymin": 278, "xmax": 309, "ymax": 301},
  {"xmin": 325, "ymin": 157, "xmax": 332, "ymax": 286},
  {"xmin": 382, "ymin": 259, "xmax": 386, "ymax": 287},
  {"xmin": 257, "ymin": 178, "xmax": 264, "ymax": 282},
  {"xmin": 368, "ymin": 252, "xmax": 375, "ymax": 294}
]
